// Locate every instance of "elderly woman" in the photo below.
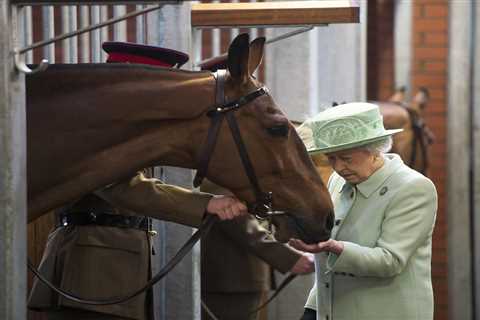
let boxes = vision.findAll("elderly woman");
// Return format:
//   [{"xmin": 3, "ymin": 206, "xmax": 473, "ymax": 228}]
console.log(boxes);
[{"xmin": 292, "ymin": 102, "xmax": 437, "ymax": 320}]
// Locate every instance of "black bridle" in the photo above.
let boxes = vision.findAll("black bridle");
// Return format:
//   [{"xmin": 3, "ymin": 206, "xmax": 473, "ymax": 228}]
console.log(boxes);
[
  {"xmin": 193, "ymin": 70, "xmax": 319, "ymax": 244},
  {"xmin": 193, "ymin": 69, "xmax": 286, "ymax": 220}
]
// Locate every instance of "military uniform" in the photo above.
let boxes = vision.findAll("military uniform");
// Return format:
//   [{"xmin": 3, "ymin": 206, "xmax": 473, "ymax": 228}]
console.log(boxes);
[
  {"xmin": 29, "ymin": 43, "xmax": 199, "ymax": 320},
  {"xmin": 28, "ymin": 171, "xmax": 211, "ymax": 320}
]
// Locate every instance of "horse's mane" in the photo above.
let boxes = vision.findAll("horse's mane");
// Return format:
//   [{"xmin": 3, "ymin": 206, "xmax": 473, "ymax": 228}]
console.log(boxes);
[
  {"xmin": 27, "ymin": 63, "xmax": 216, "ymax": 121},
  {"xmin": 35, "ymin": 62, "xmax": 211, "ymax": 75}
]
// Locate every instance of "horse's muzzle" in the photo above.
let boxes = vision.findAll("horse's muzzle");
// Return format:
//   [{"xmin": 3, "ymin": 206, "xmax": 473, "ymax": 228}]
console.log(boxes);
[{"xmin": 284, "ymin": 212, "xmax": 332, "ymax": 244}]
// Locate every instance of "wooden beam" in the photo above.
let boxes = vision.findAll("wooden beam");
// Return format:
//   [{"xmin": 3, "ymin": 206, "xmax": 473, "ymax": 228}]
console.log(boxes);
[
  {"xmin": 10, "ymin": 1, "xmax": 179, "ymax": 4},
  {"xmin": 192, "ymin": 1, "xmax": 359, "ymax": 28}
]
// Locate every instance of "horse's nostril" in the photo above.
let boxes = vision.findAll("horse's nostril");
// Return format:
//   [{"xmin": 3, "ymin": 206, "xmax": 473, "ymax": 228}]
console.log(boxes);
[{"xmin": 326, "ymin": 212, "xmax": 334, "ymax": 231}]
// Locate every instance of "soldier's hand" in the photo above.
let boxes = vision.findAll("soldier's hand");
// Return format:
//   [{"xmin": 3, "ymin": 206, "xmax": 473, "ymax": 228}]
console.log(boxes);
[
  {"xmin": 206, "ymin": 195, "xmax": 248, "ymax": 220},
  {"xmin": 290, "ymin": 253, "xmax": 315, "ymax": 275}
]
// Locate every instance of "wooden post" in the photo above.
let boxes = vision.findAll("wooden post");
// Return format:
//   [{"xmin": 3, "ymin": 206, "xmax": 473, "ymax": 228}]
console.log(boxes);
[{"xmin": 0, "ymin": 2, "xmax": 28, "ymax": 319}]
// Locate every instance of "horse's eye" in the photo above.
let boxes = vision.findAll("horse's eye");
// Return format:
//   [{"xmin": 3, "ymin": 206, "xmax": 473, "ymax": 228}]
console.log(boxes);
[{"xmin": 267, "ymin": 125, "xmax": 289, "ymax": 137}]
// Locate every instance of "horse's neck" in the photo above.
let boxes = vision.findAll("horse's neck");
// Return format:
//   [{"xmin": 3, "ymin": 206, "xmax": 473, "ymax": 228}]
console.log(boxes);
[
  {"xmin": 39, "ymin": 64, "xmax": 215, "ymax": 164},
  {"xmin": 27, "ymin": 64, "xmax": 217, "ymax": 216},
  {"xmin": 34, "ymin": 64, "xmax": 216, "ymax": 120}
]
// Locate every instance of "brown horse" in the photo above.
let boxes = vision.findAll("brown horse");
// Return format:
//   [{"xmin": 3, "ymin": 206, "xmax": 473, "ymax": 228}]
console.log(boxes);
[
  {"xmin": 381, "ymin": 87, "xmax": 433, "ymax": 174},
  {"xmin": 26, "ymin": 34, "xmax": 334, "ymax": 243},
  {"xmin": 310, "ymin": 88, "xmax": 433, "ymax": 184}
]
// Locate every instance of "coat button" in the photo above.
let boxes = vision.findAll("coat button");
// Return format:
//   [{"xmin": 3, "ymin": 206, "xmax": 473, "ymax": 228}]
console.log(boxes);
[
  {"xmin": 325, "ymin": 282, "xmax": 329, "ymax": 288},
  {"xmin": 335, "ymin": 219, "xmax": 341, "ymax": 226},
  {"xmin": 148, "ymin": 230, "xmax": 158, "ymax": 237},
  {"xmin": 380, "ymin": 186, "xmax": 388, "ymax": 195}
]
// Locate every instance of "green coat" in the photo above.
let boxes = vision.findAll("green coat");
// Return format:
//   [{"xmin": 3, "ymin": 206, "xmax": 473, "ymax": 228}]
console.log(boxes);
[
  {"xmin": 305, "ymin": 154, "xmax": 437, "ymax": 320},
  {"xmin": 28, "ymin": 172, "xmax": 212, "ymax": 320}
]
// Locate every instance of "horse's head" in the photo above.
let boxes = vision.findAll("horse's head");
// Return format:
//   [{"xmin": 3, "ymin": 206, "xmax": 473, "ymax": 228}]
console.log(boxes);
[
  {"xmin": 374, "ymin": 88, "xmax": 433, "ymax": 174},
  {"xmin": 196, "ymin": 34, "xmax": 334, "ymax": 243}
]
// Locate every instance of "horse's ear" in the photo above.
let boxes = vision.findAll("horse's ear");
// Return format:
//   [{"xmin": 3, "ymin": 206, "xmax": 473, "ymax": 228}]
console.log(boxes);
[
  {"xmin": 412, "ymin": 87, "xmax": 430, "ymax": 112},
  {"xmin": 228, "ymin": 33, "xmax": 250, "ymax": 84},
  {"xmin": 389, "ymin": 86, "xmax": 407, "ymax": 104},
  {"xmin": 248, "ymin": 37, "xmax": 265, "ymax": 75}
]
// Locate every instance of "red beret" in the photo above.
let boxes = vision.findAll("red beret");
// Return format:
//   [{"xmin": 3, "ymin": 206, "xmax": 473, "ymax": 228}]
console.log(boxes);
[
  {"xmin": 102, "ymin": 41, "xmax": 189, "ymax": 68},
  {"xmin": 198, "ymin": 54, "xmax": 227, "ymax": 71}
]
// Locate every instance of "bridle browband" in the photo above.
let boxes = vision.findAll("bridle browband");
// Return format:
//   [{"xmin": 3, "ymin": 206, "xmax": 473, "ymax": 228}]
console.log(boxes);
[{"xmin": 193, "ymin": 69, "xmax": 286, "ymax": 220}]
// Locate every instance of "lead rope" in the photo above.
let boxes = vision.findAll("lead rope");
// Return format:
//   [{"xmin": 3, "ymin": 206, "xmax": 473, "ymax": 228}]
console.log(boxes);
[{"xmin": 201, "ymin": 299, "xmax": 221, "ymax": 320}]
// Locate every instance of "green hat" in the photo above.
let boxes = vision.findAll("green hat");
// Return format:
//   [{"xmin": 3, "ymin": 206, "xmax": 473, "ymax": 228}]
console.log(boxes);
[{"xmin": 297, "ymin": 102, "xmax": 403, "ymax": 154}]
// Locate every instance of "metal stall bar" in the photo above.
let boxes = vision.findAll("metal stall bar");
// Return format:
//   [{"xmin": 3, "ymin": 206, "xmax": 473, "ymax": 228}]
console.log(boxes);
[
  {"xmin": 113, "ymin": 5, "xmax": 127, "ymax": 41},
  {"xmin": 17, "ymin": 4, "xmax": 163, "ymax": 55},
  {"xmin": 69, "ymin": 5, "xmax": 78, "ymax": 63},
  {"xmin": 1, "ymin": 1, "xmax": 27, "ymax": 319},
  {"xmin": 22, "ymin": 6, "xmax": 33, "ymax": 63},
  {"xmin": 230, "ymin": 0, "xmax": 239, "ymax": 41},
  {"xmin": 91, "ymin": 5, "xmax": 101, "ymax": 62},
  {"xmin": 62, "ymin": 5, "xmax": 70, "ymax": 62},
  {"xmin": 79, "ymin": 5, "xmax": 90, "ymax": 62},
  {"xmin": 211, "ymin": 0, "xmax": 220, "ymax": 57},
  {"xmin": 99, "ymin": 5, "xmax": 108, "ymax": 61},
  {"xmin": 135, "ymin": 4, "xmax": 146, "ymax": 43},
  {"xmin": 42, "ymin": 5, "xmax": 55, "ymax": 62}
]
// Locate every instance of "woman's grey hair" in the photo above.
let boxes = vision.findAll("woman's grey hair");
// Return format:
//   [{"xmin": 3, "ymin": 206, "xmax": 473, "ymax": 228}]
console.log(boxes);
[{"xmin": 362, "ymin": 136, "xmax": 393, "ymax": 155}]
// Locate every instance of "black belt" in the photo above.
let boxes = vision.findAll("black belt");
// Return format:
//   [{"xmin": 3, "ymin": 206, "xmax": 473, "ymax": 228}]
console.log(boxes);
[{"xmin": 57, "ymin": 211, "xmax": 150, "ymax": 232}]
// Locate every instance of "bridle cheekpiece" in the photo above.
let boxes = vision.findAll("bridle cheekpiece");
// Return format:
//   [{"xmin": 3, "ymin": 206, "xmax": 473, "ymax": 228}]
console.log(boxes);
[{"xmin": 193, "ymin": 70, "xmax": 285, "ymax": 220}]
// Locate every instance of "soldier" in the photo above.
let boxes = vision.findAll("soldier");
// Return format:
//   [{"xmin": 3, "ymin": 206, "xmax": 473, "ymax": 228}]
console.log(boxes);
[{"xmin": 28, "ymin": 42, "xmax": 248, "ymax": 320}]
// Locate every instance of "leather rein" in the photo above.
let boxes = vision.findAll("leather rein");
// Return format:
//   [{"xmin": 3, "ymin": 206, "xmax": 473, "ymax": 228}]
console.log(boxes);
[
  {"xmin": 403, "ymin": 107, "xmax": 433, "ymax": 174},
  {"xmin": 28, "ymin": 70, "xmax": 296, "ymax": 307}
]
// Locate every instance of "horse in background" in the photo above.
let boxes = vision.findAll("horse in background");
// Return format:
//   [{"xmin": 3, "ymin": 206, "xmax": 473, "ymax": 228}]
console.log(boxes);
[
  {"xmin": 26, "ymin": 33, "xmax": 334, "ymax": 244},
  {"xmin": 310, "ymin": 87, "xmax": 434, "ymax": 184}
]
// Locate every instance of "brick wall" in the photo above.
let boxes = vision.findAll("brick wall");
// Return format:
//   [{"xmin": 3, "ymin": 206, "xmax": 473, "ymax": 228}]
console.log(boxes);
[
  {"xmin": 412, "ymin": 1, "xmax": 449, "ymax": 319},
  {"xmin": 368, "ymin": 1, "xmax": 449, "ymax": 319}
]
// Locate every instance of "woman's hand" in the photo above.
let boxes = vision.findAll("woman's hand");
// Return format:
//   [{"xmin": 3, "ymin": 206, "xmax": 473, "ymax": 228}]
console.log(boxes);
[{"xmin": 289, "ymin": 238, "xmax": 344, "ymax": 255}]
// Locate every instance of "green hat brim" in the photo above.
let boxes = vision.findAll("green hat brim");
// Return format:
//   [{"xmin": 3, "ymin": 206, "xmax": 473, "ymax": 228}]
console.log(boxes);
[{"xmin": 307, "ymin": 128, "xmax": 403, "ymax": 155}]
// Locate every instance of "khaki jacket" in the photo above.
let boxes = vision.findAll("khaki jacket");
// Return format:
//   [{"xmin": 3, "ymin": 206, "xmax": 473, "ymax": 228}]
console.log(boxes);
[
  {"xmin": 305, "ymin": 154, "xmax": 437, "ymax": 320},
  {"xmin": 201, "ymin": 181, "xmax": 302, "ymax": 293},
  {"xmin": 28, "ymin": 172, "xmax": 212, "ymax": 320}
]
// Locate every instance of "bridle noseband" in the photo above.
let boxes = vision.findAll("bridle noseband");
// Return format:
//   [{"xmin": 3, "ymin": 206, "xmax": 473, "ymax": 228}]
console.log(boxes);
[{"xmin": 193, "ymin": 70, "xmax": 286, "ymax": 220}]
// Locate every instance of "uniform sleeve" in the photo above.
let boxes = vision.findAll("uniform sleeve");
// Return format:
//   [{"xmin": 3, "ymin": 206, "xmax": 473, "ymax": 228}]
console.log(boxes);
[
  {"xmin": 216, "ymin": 215, "xmax": 302, "ymax": 273},
  {"xmin": 96, "ymin": 172, "xmax": 212, "ymax": 227},
  {"xmin": 326, "ymin": 177, "xmax": 437, "ymax": 277},
  {"xmin": 200, "ymin": 179, "xmax": 302, "ymax": 273},
  {"xmin": 305, "ymin": 282, "xmax": 317, "ymax": 310}
]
